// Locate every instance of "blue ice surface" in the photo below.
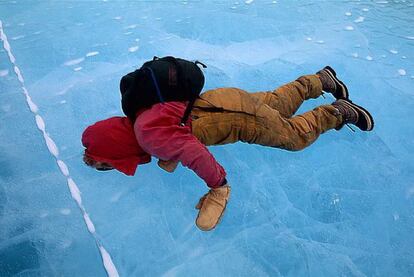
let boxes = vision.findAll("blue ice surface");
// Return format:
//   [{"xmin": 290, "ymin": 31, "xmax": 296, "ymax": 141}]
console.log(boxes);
[{"xmin": 1, "ymin": 0, "xmax": 413, "ymax": 276}]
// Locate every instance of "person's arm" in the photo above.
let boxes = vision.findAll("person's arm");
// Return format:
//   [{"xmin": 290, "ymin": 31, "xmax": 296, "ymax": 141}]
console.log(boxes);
[{"xmin": 135, "ymin": 119, "xmax": 226, "ymax": 188}]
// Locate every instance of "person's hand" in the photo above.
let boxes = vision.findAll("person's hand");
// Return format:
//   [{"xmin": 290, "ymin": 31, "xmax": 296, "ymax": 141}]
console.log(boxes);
[{"xmin": 157, "ymin": 159, "xmax": 179, "ymax": 173}]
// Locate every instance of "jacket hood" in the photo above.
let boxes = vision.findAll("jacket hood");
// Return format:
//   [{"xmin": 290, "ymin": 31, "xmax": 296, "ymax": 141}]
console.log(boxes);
[{"xmin": 81, "ymin": 116, "xmax": 151, "ymax": 175}]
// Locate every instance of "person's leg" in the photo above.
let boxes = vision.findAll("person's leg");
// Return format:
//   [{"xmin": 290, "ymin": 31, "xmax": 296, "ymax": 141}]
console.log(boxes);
[
  {"xmin": 191, "ymin": 103, "xmax": 341, "ymax": 150},
  {"xmin": 250, "ymin": 67, "xmax": 349, "ymax": 118},
  {"xmin": 249, "ymin": 75, "xmax": 323, "ymax": 118}
]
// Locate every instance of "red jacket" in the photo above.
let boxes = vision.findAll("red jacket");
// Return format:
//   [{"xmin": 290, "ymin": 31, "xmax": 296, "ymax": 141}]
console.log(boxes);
[
  {"xmin": 135, "ymin": 101, "xmax": 226, "ymax": 188},
  {"xmin": 82, "ymin": 102, "xmax": 226, "ymax": 188}
]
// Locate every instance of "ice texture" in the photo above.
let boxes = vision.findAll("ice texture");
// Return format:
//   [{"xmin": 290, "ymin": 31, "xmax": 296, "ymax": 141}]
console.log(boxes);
[{"xmin": 1, "ymin": 1, "xmax": 413, "ymax": 276}]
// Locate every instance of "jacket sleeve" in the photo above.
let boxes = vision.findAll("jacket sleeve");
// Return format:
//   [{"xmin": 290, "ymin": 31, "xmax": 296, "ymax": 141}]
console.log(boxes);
[{"xmin": 134, "ymin": 112, "xmax": 226, "ymax": 188}]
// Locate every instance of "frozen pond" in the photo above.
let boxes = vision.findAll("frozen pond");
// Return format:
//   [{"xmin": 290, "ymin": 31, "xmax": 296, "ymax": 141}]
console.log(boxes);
[{"xmin": 1, "ymin": 1, "xmax": 413, "ymax": 276}]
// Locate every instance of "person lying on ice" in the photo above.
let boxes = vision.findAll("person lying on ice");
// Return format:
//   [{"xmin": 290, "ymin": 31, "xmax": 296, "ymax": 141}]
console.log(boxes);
[{"xmin": 81, "ymin": 66, "xmax": 374, "ymax": 231}]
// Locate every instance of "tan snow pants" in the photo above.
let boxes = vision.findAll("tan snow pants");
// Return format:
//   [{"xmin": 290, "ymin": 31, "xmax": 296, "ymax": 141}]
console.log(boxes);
[{"xmin": 190, "ymin": 75, "xmax": 342, "ymax": 151}]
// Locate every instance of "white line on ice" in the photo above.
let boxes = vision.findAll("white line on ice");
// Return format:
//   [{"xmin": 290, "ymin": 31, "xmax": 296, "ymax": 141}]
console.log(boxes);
[{"xmin": 0, "ymin": 20, "xmax": 119, "ymax": 277}]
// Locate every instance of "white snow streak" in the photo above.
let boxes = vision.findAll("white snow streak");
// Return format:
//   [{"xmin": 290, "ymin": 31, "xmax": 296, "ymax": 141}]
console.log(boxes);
[
  {"xmin": 64, "ymin": 57, "xmax": 85, "ymax": 66},
  {"xmin": 0, "ymin": 20, "xmax": 119, "ymax": 277},
  {"xmin": 57, "ymin": 160, "xmax": 70, "ymax": 176},
  {"xmin": 86, "ymin": 51, "xmax": 99, "ymax": 57},
  {"xmin": 100, "ymin": 247, "xmax": 119, "ymax": 277}
]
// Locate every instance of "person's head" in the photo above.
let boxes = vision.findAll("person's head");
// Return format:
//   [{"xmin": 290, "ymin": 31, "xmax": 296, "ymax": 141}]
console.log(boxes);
[
  {"xmin": 81, "ymin": 116, "xmax": 150, "ymax": 175},
  {"xmin": 83, "ymin": 153, "xmax": 114, "ymax": 171}
]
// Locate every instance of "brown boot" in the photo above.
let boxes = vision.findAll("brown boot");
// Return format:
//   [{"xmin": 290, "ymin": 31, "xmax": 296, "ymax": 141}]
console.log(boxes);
[
  {"xmin": 317, "ymin": 66, "xmax": 349, "ymax": 99},
  {"xmin": 332, "ymin": 99, "xmax": 374, "ymax": 131},
  {"xmin": 195, "ymin": 185, "xmax": 231, "ymax": 231}
]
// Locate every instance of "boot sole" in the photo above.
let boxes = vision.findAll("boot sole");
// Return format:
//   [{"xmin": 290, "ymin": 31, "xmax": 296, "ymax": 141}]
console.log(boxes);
[
  {"xmin": 324, "ymin": 66, "xmax": 349, "ymax": 99},
  {"xmin": 341, "ymin": 100, "xmax": 374, "ymax": 131}
]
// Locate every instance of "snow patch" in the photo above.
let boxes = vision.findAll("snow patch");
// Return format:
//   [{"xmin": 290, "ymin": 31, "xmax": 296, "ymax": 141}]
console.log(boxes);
[
  {"xmin": 345, "ymin": 12, "xmax": 352, "ymax": 16},
  {"xmin": 398, "ymin": 69, "xmax": 406, "ymax": 76},
  {"xmin": 393, "ymin": 213, "xmax": 399, "ymax": 221},
  {"xmin": 74, "ymin": 67, "xmax": 82, "ymax": 71},
  {"xmin": 60, "ymin": 209, "xmax": 71, "ymax": 215},
  {"xmin": 245, "ymin": 0, "xmax": 254, "ymax": 4},
  {"xmin": 124, "ymin": 24, "xmax": 137, "ymax": 29},
  {"xmin": 389, "ymin": 49, "xmax": 398, "ymax": 54},
  {"xmin": 86, "ymin": 51, "xmax": 99, "ymax": 57},
  {"xmin": 352, "ymin": 53, "xmax": 359, "ymax": 58},
  {"xmin": 366, "ymin": 55, "xmax": 373, "ymax": 61},
  {"xmin": 0, "ymin": 69, "xmax": 8, "ymax": 77},
  {"xmin": 345, "ymin": 26, "xmax": 354, "ymax": 31},
  {"xmin": 128, "ymin": 46, "xmax": 139, "ymax": 52},
  {"xmin": 64, "ymin": 58, "xmax": 84, "ymax": 66},
  {"xmin": 11, "ymin": 35, "xmax": 25, "ymax": 40},
  {"xmin": 354, "ymin": 16, "xmax": 365, "ymax": 23}
]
